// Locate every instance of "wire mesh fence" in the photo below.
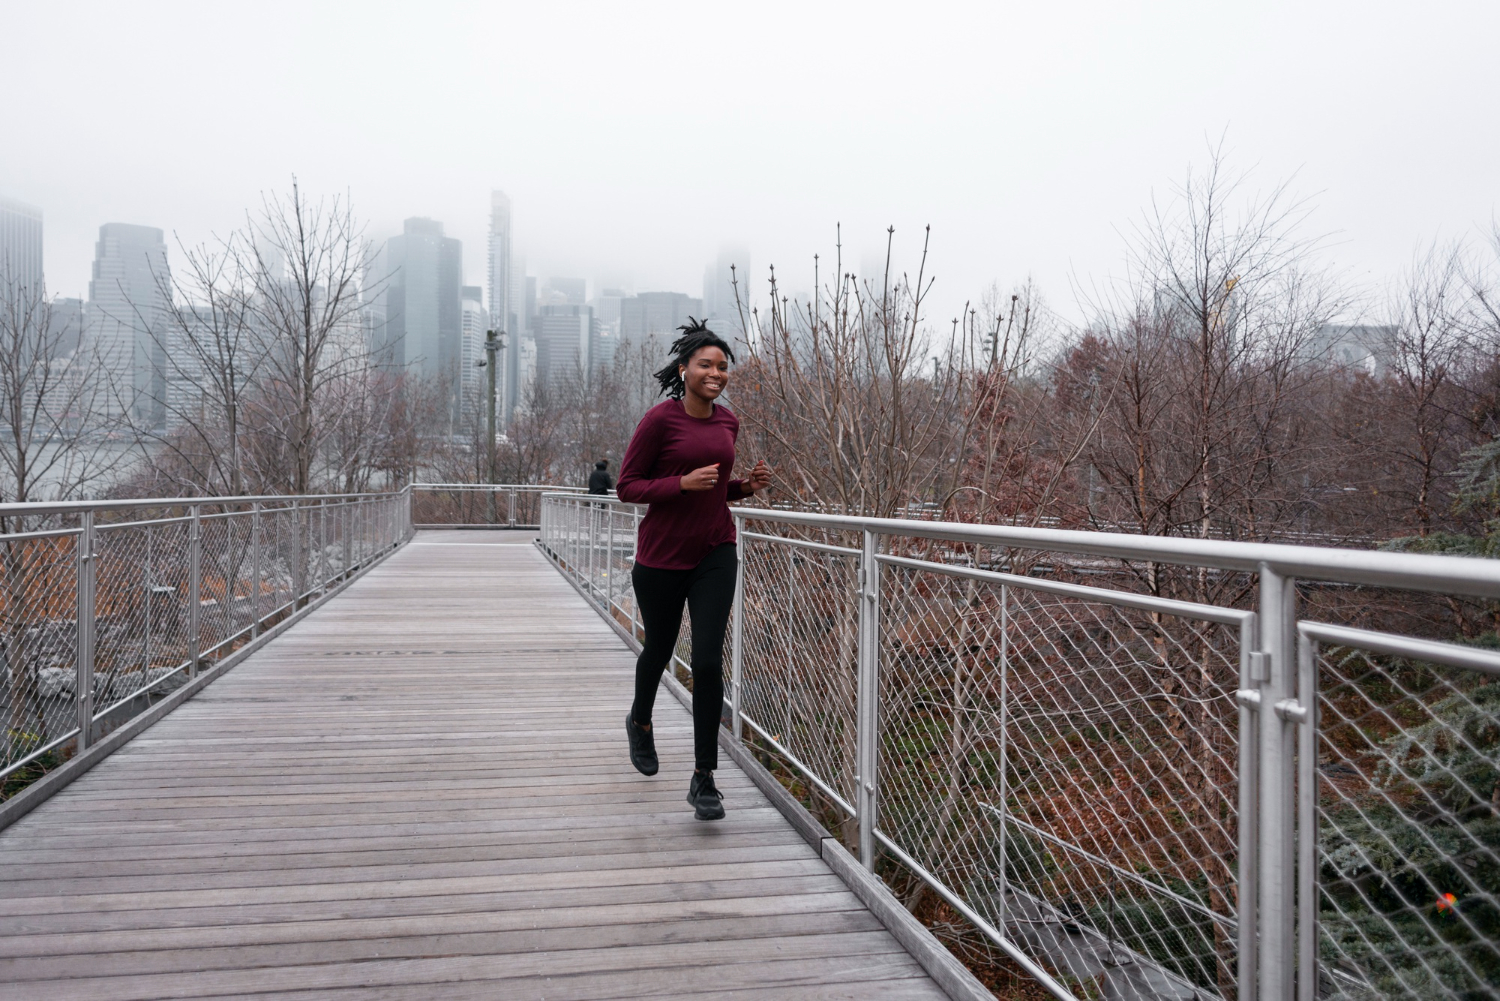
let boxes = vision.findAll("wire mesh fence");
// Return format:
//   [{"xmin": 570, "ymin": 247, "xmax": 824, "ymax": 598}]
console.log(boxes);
[
  {"xmin": 1, "ymin": 490, "xmax": 411, "ymax": 802},
  {"xmin": 1, "ymin": 531, "xmax": 80, "ymax": 795},
  {"xmin": 737, "ymin": 533, "xmax": 861, "ymax": 812},
  {"xmin": 875, "ymin": 556, "xmax": 1252, "ymax": 999},
  {"xmin": 540, "ymin": 492, "xmax": 1500, "ymax": 1001},
  {"xmin": 1301, "ymin": 623, "xmax": 1499, "ymax": 1000}
]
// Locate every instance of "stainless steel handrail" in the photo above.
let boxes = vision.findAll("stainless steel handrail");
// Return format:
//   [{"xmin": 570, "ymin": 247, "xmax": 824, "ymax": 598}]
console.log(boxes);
[
  {"xmin": 539, "ymin": 490, "xmax": 1500, "ymax": 1001},
  {"xmin": 736, "ymin": 506, "xmax": 1500, "ymax": 597}
]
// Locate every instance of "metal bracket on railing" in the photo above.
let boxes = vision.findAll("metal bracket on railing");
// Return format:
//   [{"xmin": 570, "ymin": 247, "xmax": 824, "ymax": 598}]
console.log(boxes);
[
  {"xmin": 1235, "ymin": 689, "xmax": 1262, "ymax": 708},
  {"xmin": 1248, "ymin": 650, "xmax": 1271, "ymax": 682},
  {"xmin": 1273, "ymin": 698, "xmax": 1308, "ymax": 724}
]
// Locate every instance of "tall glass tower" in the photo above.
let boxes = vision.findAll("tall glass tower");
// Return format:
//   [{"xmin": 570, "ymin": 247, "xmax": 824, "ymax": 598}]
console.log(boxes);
[
  {"xmin": 488, "ymin": 191, "xmax": 520, "ymax": 427},
  {"xmin": 383, "ymin": 218, "xmax": 463, "ymax": 415},
  {"xmin": 88, "ymin": 222, "xmax": 168, "ymax": 427},
  {"xmin": 0, "ymin": 195, "xmax": 44, "ymax": 302}
]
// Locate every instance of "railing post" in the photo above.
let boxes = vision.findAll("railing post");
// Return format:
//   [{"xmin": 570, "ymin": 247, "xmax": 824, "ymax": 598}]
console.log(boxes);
[
  {"xmin": 1257, "ymin": 563, "xmax": 1297, "ymax": 1001},
  {"xmin": 319, "ymin": 498, "xmax": 328, "ymax": 588},
  {"xmin": 74, "ymin": 510, "xmax": 96, "ymax": 751},
  {"xmin": 251, "ymin": 502, "xmax": 261, "ymax": 639},
  {"xmin": 188, "ymin": 504, "xmax": 202, "ymax": 679},
  {"xmin": 1297, "ymin": 630, "xmax": 1318, "ymax": 1001},
  {"xmin": 731, "ymin": 513, "xmax": 745, "ymax": 742},
  {"xmin": 509, "ymin": 488, "xmax": 517, "ymax": 527},
  {"xmin": 606, "ymin": 503, "xmax": 615, "ymax": 611},
  {"xmin": 585, "ymin": 502, "xmax": 594, "ymax": 599},
  {"xmin": 342, "ymin": 498, "xmax": 351, "ymax": 579},
  {"xmin": 996, "ymin": 581, "xmax": 1008, "ymax": 927},
  {"xmin": 855, "ymin": 528, "xmax": 881, "ymax": 870}
]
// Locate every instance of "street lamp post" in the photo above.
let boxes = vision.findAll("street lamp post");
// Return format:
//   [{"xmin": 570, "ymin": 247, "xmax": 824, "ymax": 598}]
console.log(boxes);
[{"xmin": 481, "ymin": 329, "xmax": 504, "ymax": 523}]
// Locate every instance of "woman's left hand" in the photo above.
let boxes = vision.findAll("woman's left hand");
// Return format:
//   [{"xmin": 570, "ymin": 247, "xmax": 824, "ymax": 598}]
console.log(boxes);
[{"xmin": 745, "ymin": 459, "xmax": 773, "ymax": 494}]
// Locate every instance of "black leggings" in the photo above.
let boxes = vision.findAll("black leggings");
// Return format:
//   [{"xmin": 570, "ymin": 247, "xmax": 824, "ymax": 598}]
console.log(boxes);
[{"xmin": 630, "ymin": 543, "xmax": 737, "ymax": 772}]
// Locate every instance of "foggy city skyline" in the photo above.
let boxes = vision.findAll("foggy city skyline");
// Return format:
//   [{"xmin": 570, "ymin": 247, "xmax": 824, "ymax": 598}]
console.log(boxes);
[{"xmin": 4, "ymin": 1, "xmax": 1498, "ymax": 327}]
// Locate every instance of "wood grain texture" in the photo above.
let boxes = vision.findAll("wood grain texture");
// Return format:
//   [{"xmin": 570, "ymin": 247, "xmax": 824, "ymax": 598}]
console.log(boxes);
[{"xmin": 0, "ymin": 531, "xmax": 950, "ymax": 999}]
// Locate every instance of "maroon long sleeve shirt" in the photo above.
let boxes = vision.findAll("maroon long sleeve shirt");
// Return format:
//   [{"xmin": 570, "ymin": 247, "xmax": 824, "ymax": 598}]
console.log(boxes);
[{"xmin": 616, "ymin": 399, "xmax": 748, "ymax": 570}]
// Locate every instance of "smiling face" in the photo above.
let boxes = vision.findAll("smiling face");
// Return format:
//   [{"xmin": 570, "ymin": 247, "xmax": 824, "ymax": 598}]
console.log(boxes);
[{"xmin": 680, "ymin": 345, "xmax": 730, "ymax": 402}]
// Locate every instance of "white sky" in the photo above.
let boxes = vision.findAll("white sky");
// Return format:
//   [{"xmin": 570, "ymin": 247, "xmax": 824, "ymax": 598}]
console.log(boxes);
[{"xmin": 3, "ymin": 0, "xmax": 1496, "ymax": 326}]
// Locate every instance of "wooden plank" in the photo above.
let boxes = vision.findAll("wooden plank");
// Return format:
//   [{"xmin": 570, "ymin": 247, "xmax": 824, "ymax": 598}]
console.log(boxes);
[
  {"xmin": 1, "ymin": 859, "xmax": 837, "ymax": 918},
  {"xmin": 0, "ymin": 910, "xmax": 892, "ymax": 978},
  {"xmin": 0, "ymin": 874, "xmax": 850, "ymax": 936},
  {"xmin": 188, "ymin": 979, "xmax": 948, "ymax": 1001},
  {"xmin": 0, "ymin": 534, "xmax": 951, "ymax": 999},
  {"xmin": 4, "ymin": 935, "xmax": 930, "ymax": 1001}
]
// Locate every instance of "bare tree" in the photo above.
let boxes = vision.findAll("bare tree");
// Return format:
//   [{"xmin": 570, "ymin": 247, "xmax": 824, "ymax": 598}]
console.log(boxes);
[
  {"xmin": 496, "ymin": 380, "xmax": 567, "ymax": 485},
  {"xmin": 1377, "ymin": 243, "xmax": 1474, "ymax": 535},
  {"xmin": 321, "ymin": 366, "xmax": 438, "ymax": 492},
  {"xmin": 247, "ymin": 179, "xmax": 377, "ymax": 495},
  {"xmin": 732, "ymin": 226, "xmax": 985, "ymax": 518},
  {"xmin": 0, "ymin": 272, "xmax": 125, "ymax": 519},
  {"xmin": 131, "ymin": 234, "xmax": 265, "ymax": 496},
  {"xmin": 946, "ymin": 280, "xmax": 1093, "ymax": 529},
  {"xmin": 0, "ymin": 270, "xmax": 127, "ymax": 749},
  {"xmin": 1072, "ymin": 144, "xmax": 1343, "ymax": 558}
]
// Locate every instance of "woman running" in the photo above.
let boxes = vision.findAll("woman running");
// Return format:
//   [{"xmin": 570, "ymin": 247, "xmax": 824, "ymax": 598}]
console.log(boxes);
[{"xmin": 616, "ymin": 320, "xmax": 772, "ymax": 820}]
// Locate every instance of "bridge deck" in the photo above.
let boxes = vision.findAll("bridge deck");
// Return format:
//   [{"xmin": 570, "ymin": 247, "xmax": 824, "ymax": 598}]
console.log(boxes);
[{"xmin": 0, "ymin": 532, "xmax": 948, "ymax": 1000}]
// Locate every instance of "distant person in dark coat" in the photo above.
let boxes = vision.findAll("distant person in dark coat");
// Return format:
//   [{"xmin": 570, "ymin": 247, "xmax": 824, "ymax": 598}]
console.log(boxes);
[{"xmin": 587, "ymin": 459, "xmax": 613, "ymax": 495}]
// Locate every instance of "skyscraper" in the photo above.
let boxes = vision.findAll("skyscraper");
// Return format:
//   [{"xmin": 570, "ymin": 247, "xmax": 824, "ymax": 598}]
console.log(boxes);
[
  {"xmin": 702, "ymin": 245, "xmax": 750, "ymax": 337},
  {"xmin": 47, "ymin": 297, "xmax": 84, "ymax": 360},
  {"xmin": 0, "ymin": 195, "xmax": 44, "ymax": 301},
  {"xmin": 382, "ymin": 218, "xmax": 463, "ymax": 412},
  {"xmin": 459, "ymin": 285, "xmax": 489, "ymax": 414},
  {"xmin": 532, "ymin": 304, "xmax": 598, "ymax": 392},
  {"xmin": 488, "ymin": 191, "xmax": 521, "ymax": 426},
  {"xmin": 620, "ymin": 291, "xmax": 704, "ymax": 346},
  {"xmin": 88, "ymin": 223, "xmax": 169, "ymax": 426},
  {"xmin": 589, "ymin": 288, "xmax": 627, "ymax": 335},
  {"xmin": 505, "ymin": 252, "xmax": 526, "ymax": 425}
]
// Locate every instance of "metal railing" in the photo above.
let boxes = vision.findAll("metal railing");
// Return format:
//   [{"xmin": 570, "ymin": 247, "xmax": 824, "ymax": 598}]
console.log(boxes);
[
  {"xmin": 410, "ymin": 483, "xmax": 586, "ymax": 528},
  {"xmin": 1, "ymin": 489, "xmax": 412, "ymax": 797},
  {"xmin": 539, "ymin": 491, "xmax": 1500, "ymax": 1001}
]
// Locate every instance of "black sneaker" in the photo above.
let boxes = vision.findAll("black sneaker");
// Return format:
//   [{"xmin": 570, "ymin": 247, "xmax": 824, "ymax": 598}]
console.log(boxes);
[
  {"xmin": 626, "ymin": 713, "xmax": 658, "ymax": 776},
  {"xmin": 687, "ymin": 770, "xmax": 725, "ymax": 821}
]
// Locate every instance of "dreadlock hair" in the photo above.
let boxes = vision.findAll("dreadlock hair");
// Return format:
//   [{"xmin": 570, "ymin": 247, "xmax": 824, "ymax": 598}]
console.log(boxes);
[{"xmin": 653, "ymin": 317, "xmax": 736, "ymax": 399}]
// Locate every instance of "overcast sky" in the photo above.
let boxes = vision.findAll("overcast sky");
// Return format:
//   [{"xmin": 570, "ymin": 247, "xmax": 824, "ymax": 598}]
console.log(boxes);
[{"xmin": 3, "ymin": 0, "xmax": 1496, "ymax": 326}]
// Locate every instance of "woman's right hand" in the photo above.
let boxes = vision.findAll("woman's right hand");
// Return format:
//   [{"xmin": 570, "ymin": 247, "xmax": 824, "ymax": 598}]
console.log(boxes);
[{"xmin": 680, "ymin": 464, "xmax": 721, "ymax": 492}]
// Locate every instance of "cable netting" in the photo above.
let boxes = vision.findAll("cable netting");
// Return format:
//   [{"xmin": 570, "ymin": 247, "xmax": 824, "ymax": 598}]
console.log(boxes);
[
  {"xmin": 737, "ymin": 536, "xmax": 861, "ymax": 808},
  {"xmin": 1, "ymin": 534, "xmax": 80, "ymax": 780},
  {"xmin": 1313, "ymin": 641, "xmax": 1499, "ymax": 999},
  {"xmin": 877, "ymin": 559, "xmax": 1245, "ymax": 997}
]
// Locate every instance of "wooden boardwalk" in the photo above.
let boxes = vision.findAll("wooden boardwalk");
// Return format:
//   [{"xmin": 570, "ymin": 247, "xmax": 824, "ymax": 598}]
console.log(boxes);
[{"xmin": 0, "ymin": 532, "xmax": 949, "ymax": 1000}]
